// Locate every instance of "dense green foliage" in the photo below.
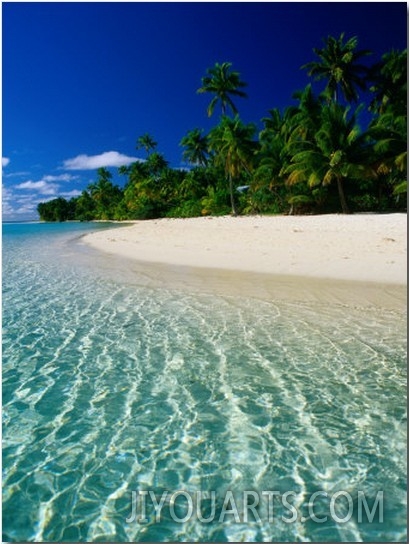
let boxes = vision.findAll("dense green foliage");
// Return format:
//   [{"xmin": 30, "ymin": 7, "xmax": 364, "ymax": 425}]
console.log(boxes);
[{"xmin": 38, "ymin": 36, "xmax": 407, "ymax": 221}]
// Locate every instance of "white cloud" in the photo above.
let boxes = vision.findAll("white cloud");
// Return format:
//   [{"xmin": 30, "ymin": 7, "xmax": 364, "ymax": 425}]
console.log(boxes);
[
  {"xmin": 3, "ymin": 171, "xmax": 31, "ymax": 178},
  {"xmin": 3, "ymin": 173, "xmax": 82, "ymax": 219},
  {"xmin": 2, "ymin": 184, "xmax": 40, "ymax": 218},
  {"xmin": 6, "ymin": 171, "xmax": 81, "ymax": 218},
  {"xmin": 42, "ymin": 174, "xmax": 79, "ymax": 182},
  {"xmin": 63, "ymin": 151, "xmax": 141, "ymax": 170},
  {"xmin": 15, "ymin": 180, "xmax": 58, "ymax": 195},
  {"xmin": 1, "ymin": 185, "xmax": 13, "ymax": 213},
  {"xmin": 61, "ymin": 189, "xmax": 82, "ymax": 198},
  {"xmin": 2, "ymin": 157, "xmax": 10, "ymax": 167}
]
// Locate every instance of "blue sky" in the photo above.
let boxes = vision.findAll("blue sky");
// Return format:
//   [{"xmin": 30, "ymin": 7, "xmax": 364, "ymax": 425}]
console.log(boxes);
[{"xmin": 2, "ymin": 2, "xmax": 407, "ymax": 220}]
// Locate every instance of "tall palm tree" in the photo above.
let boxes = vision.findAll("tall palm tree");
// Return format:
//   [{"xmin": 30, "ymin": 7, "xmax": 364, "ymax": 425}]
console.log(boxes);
[
  {"xmin": 284, "ymin": 103, "xmax": 370, "ymax": 213},
  {"xmin": 302, "ymin": 33, "xmax": 371, "ymax": 103},
  {"xmin": 368, "ymin": 49, "xmax": 407, "ymax": 116},
  {"xmin": 180, "ymin": 128, "xmax": 209, "ymax": 166},
  {"xmin": 370, "ymin": 113, "xmax": 407, "ymax": 172},
  {"xmin": 255, "ymin": 107, "xmax": 296, "ymax": 200},
  {"xmin": 260, "ymin": 105, "xmax": 297, "ymax": 143},
  {"xmin": 253, "ymin": 89, "xmax": 325, "ymax": 214},
  {"xmin": 369, "ymin": 112, "xmax": 407, "ymax": 199},
  {"xmin": 136, "ymin": 133, "xmax": 158, "ymax": 156},
  {"xmin": 289, "ymin": 84, "xmax": 324, "ymax": 140},
  {"xmin": 367, "ymin": 50, "xmax": 407, "ymax": 201},
  {"xmin": 197, "ymin": 62, "xmax": 247, "ymax": 117},
  {"xmin": 145, "ymin": 151, "xmax": 168, "ymax": 178},
  {"xmin": 208, "ymin": 115, "xmax": 256, "ymax": 215},
  {"xmin": 88, "ymin": 168, "xmax": 123, "ymax": 219}
]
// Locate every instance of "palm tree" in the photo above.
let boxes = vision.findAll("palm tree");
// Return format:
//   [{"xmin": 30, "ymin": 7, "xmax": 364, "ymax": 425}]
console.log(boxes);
[
  {"xmin": 260, "ymin": 105, "xmax": 297, "ymax": 142},
  {"xmin": 88, "ymin": 168, "xmax": 123, "ymax": 219},
  {"xmin": 259, "ymin": 107, "xmax": 293, "ymax": 171},
  {"xmin": 289, "ymin": 84, "xmax": 324, "ymax": 140},
  {"xmin": 367, "ymin": 50, "xmax": 407, "ymax": 202},
  {"xmin": 284, "ymin": 103, "xmax": 370, "ymax": 214},
  {"xmin": 368, "ymin": 49, "xmax": 407, "ymax": 115},
  {"xmin": 75, "ymin": 190, "xmax": 96, "ymax": 221},
  {"xmin": 369, "ymin": 112, "xmax": 407, "ymax": 199},
  {"xmin": 302, "ymin": 33, "xmax": 371, "ymax": 103},
  {"xmin": 252, "ymin": 89, "xmax": 326, "ymax": 214},
  {"xmin": 136, "ymin": 133, "xmax": 157, "ymax": 156},
  {"xmin": 253, "ymin": 107, "xmax": 296, "ymax": 210},
  {"xmin": 145, "ymin": 151, "xmax": 168, "ymax": 178},
  {"xmin": 180, "ymin": 128, "xmax": 209, "ymax": 166},
  {"xmin": 208, "ymin": 115, "xmax": 256, "ymax": 215},
  {"xmin": 370, "ymin": 113, "xmax": 407, "ymax": 171},
  {"xmin": 197, "ymin": 62, "xmax": 247, "ymax": 117}
]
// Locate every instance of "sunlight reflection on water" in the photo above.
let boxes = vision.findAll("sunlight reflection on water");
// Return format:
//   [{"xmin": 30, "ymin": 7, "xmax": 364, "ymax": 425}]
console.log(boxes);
[{"xmin": 2, "ymin": 223, "xmax": 407, "ymax": 542}]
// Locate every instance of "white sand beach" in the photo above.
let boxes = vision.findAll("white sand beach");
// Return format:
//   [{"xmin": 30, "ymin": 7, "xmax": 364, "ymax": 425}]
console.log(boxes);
[{"xmin": 84, "ymin": 214, "xmax": 406, "ymax": 284}]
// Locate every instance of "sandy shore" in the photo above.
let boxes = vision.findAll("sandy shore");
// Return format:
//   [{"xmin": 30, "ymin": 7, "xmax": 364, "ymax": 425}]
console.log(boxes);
[{"xmin": 83, "ymin": 214, "xmax": 406, "ymax": 285}]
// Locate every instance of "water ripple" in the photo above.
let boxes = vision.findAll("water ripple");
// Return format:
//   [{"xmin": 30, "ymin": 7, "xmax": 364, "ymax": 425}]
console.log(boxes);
[{"xmin": 2, "ymin": 225, "xmax": 406, "ymax": 542}]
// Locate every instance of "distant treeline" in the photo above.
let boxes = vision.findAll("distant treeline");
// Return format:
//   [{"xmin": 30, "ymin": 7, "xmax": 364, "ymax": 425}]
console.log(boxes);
[{"xmin": 38, "ymin": 35, "xmax": 407, "ymax": 221}]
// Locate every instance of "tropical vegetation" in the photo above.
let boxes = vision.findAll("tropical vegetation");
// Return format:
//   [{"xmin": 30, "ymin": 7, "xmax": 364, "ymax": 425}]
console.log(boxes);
[{"xmin": 38, "ymin": 35, "xmax": 406, "ymax": 221}]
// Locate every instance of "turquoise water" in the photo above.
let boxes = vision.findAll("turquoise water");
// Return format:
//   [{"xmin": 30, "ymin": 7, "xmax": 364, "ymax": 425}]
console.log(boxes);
[{"xmin": 2, "ymin": 222, "xmax": 407, "ymax": 542}]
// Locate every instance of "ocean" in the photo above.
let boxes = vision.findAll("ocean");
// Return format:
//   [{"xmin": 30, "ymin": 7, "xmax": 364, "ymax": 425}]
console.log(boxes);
[{"xmin": 2, "ymin": 222, "xmax": 407, "ymax": 542}]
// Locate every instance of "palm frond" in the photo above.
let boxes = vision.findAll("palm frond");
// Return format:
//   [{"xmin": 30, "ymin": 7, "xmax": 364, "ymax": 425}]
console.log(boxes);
[
  {"xmin": 308, "ymin": 171, "xmax": 322, "ymax": 187},
  {"xmin": 393, "ymin": 180, "xmax": 407, "ymax": 195}
]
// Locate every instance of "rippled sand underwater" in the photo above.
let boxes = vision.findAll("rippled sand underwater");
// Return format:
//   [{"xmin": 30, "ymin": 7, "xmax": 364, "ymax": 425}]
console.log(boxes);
[{"xmin": 2, "ymin": 223, "xmax": 407, "ymax": 542}]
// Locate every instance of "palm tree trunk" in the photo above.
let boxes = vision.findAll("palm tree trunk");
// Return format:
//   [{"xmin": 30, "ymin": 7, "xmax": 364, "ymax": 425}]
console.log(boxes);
[
  {"xmin": 228, "ymin": 173, "xmax": 238, "ymax": 216},
  {"xmin": 337, "ymin": 176, "xmax": 350, "ymax": 214}
]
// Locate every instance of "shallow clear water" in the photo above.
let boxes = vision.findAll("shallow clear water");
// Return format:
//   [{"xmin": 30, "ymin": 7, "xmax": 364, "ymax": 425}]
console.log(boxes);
[{"xmin": 2, "ymin": 222, "xmax": 407, "ymax": 542}]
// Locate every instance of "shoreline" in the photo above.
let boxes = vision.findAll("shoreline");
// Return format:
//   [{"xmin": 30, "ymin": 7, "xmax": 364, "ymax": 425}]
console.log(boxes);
[
  {"xmin": 81, "ymin": 213, "xmax": 406, "ymax": 309},
  {"xmin": 83, "ymin": 213, "xmax": 406, "ymax": 281},
  {"xmin": 84, "ymin": 253, "xmax": 408, "ymax": 311}
]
